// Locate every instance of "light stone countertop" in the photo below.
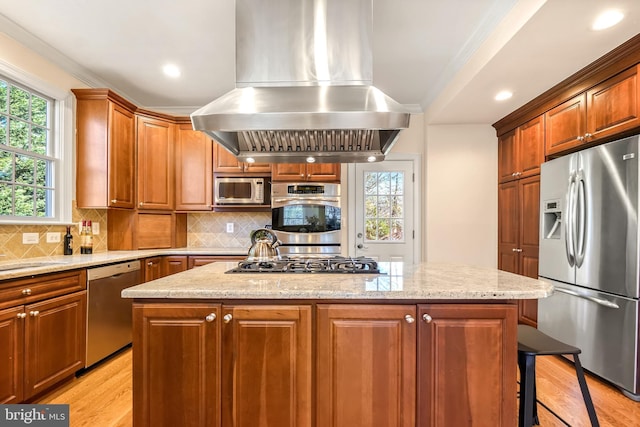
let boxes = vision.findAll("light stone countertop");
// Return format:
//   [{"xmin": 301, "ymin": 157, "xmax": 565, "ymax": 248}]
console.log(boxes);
[
  {"xmin": 121, "ymin": 261, "xmax": 554, "ymax": 300},
  {"xmin": 0, "ymin": 248, "xmax": 247, "ymax": 281}
]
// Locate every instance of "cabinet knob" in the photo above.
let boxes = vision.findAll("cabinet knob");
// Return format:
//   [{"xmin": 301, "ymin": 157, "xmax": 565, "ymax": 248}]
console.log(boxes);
[
  {"xmin": 139, "ymin": 202, "xmax": 144, "ymax": 207},
  {"xmin": 422, "ymin": 313, "xmax": 433, "ymax": 323},
  {"xmin": 29, "ymin": 311, "xmax": 39, "ymax": 317},
  {"xmin": 404, "ymin": 314, "xmax": 415, "ymax": 324},
  {"xmin": 577, "ymin": 136, "xmax": 585, "ymax": 141},
  {"xmin": 111, "ymin": 199, "xmax": 117, "ymax": 203},
  {"xmin": 147, "ymin": 261, "xmax": 153, "ymax": 266},
  {"xmin": 516, "ymin": 248, "xmax": 523, "ymax": 252},
  {"xmin": 511, "ymin": 172, "xmax": 516, "ymax": 176},
  {"xmin": 17, "ymin": 313, "xmax": 26, "ymax": 319},
  {"xmin": 584, "ymin": 133, "xmax": 592, "ymax": 139},
  {"xmin": 22, "ymin": 288, "xmax": 32, "ymax": 295},
  {"xmin": 205, "ymin": 313, "xmax": 217, "ymax": 322},
  {"xmin": 223, "ymin": 314, "xmax": 233, "ymax": 323}
]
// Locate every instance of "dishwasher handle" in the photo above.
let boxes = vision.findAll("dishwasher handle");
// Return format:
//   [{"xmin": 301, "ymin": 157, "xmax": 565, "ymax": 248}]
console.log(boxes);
[{"xmin": 87, "ymin": 260, "xmax": 141, "ymax": 281}]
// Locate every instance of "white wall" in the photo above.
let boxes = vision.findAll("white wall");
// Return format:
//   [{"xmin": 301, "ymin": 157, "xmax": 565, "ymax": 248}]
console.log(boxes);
[{"xmin": 425, "ymin": 124, "xmax": 497, "ymax": 267}]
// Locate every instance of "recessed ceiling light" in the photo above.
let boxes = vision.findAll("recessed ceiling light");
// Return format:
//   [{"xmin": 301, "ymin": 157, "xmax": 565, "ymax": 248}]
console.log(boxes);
[
  {"xmin": 306, "ymin": 156, "xmax": 316, "ymax": 163},
  {"xmin": 494, "ymin": 90, "xmax": 513, "ymax": 101},
  {"xmin": 592, "ymin": 10, "xmax": 624, "ymax": 31},
  {"xmin": 245, "ymin": 157, "xmax": 255, "ymax": 163},
  {"xmin": 162, "ymin": 64, "xmax": 181, "ymax": 78}
]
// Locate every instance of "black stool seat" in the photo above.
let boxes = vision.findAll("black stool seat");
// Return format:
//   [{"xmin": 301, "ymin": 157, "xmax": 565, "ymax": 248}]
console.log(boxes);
[{"xmin": 517, "ymin": 325, "xmax": 599, "ymax": 427}]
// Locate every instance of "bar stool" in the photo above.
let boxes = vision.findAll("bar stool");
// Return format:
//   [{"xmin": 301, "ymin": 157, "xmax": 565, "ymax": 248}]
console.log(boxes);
[{"xmin": 517, "ymin": 325, "xmax": 599, "ymax": 427}]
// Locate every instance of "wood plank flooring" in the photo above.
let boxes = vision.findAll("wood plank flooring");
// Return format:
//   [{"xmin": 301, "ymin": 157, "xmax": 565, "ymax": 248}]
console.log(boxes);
[{"xmin": 35, "ymin": 347, "xmax": 640, "ymax": 426}]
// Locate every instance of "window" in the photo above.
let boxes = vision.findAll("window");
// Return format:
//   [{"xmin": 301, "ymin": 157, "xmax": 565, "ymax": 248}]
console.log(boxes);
[
  {"xmin": 0, "ymin": 76, "xmax": 56, "ymax": 220},
  {"xmin": 364, "ymin": 171, "xmax": 404, "ymax": 241}
]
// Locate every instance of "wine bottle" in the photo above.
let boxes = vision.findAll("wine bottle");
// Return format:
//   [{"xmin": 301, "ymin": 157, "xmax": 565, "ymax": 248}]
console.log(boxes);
[{"xmin": 64, "ymin": 226, "xmax": 73, "ymax": 255}]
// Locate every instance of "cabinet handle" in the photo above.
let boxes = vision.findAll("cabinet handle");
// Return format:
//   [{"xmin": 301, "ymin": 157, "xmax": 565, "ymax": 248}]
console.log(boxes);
[
  {"xmin": 22, "ymin": 288, "xmax": 32, "ymax": 295},
  {"xmin": 223, "ymin": 314, "xmax": 233, "ymax": 323},
  {"xmin": 404, "ymin": 314, "xmax": 415, "ymax": 324},
  {"xmin": 17, "ymin": 313, "xmax": 26, "ymax": 319},
  {"xmin": 422, "ymin": 313, "xmax": 433, "ymax": 323},
  {"xmin": 516, "ymin": 248, "xmax": 523, "ymax": 252},
  {"xmin": 511, "ymin": 172, "xmax": 516, "ymax": 176},
  {"xmin": 139, "ymin": 202, "xmax": 144, "ymax": 207},
  {"xmin": 111, "ymin": 199, "xmax": 117, "ymax": 203},
  {"xmin": 29, "ymin": 311, "xmax": 39, "ymax": 317},
  {"xmin": 205, "ymin": 313, "xmax": 217, "ymax": 322},
  {"xmin": 577, "ymin": 136, "xmax": 585, "ymax": 141},
  {"xmin": 147, "ymin": 261, "xmax": 153, "ymax": 266},
  {"xmin": 584, "ymin": 133, "xmax": 592, "ymax": 139}
]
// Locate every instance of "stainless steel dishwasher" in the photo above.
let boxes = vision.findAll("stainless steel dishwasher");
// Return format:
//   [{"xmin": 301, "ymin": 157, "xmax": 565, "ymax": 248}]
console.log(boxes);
[{"xmin": 86, "ymin": 260, "xmax": 141, "ymax": 367}]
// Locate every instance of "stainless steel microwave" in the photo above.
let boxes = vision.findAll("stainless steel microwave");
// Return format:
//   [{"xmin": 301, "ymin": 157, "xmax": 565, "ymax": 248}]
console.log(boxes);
[{"xmin": 214, "ymin": 177, "xmax": 266, "ymax": 205}]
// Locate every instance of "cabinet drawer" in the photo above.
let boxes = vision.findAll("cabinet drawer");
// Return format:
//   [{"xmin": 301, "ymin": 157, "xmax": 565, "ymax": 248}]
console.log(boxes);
[{"xmin": 0, "ymin": 269, "xmax": 86, "ymax": 310}]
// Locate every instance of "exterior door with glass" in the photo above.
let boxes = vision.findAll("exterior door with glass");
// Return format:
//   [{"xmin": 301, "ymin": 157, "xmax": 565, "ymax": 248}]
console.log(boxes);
[{"xmin": 354, "ymin": 160, "xmax": 415, "ymax": 263}]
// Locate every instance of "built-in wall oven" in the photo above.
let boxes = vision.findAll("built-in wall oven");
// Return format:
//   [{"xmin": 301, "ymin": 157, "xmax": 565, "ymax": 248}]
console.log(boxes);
[{"xmin": 271, "ymin": 182, "xmax": 341, "ymax": 256}]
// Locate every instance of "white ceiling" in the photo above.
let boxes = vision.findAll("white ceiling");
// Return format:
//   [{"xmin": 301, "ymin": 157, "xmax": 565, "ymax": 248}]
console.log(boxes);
[{"xmin": 0, "ymin": 0, "xmax": 638, "ymax": 125}]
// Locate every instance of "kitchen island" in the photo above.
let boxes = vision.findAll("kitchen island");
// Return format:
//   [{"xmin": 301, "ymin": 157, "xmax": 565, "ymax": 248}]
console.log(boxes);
[{"xmin": 122, "ymin": 261, "xmax": 552, "ymax": 427}]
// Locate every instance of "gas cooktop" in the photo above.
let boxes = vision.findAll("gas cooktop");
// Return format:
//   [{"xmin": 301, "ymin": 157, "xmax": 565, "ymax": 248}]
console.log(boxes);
[{"xmin": 226, "ymin": 256, "xmax": 381, "ymax": 274}]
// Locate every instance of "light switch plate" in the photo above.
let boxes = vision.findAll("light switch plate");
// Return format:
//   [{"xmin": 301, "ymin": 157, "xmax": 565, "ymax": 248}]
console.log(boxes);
[
  {"xmin": 226, "ymin": 223, "xmax": 234, "ymax": 233},
  {"xmin": 22, "ymin": 233, "xmax": 39, "ymax": 244},
  {"xmin": 92, "ymin": 222, "xmax": 100, "ymax": 235},
  {"xmin": 46, "ymin": 232, "xmax": 61, "ymax": 243}
]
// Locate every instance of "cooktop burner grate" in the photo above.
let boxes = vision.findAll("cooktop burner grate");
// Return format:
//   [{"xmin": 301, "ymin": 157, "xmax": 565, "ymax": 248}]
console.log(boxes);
[{"xmin": 226, "ymin": 256, "xmax": 381, "ymax": 274}]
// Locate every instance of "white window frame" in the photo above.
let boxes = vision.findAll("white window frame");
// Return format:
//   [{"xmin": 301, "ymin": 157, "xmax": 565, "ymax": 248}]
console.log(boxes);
[{"xmin": 0, "ymin": 59, "xmax": 73, "ymax": 224}]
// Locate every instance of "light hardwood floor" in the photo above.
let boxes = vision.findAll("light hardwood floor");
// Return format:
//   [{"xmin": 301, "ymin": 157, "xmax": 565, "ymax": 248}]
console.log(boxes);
[{"xmin": 36, "ymin": 347, "xmax": 640, "ymax": 426}]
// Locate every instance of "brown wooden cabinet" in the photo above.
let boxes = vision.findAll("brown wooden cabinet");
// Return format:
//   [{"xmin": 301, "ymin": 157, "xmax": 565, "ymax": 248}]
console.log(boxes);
[
  {"xmin": 316, "ymin": 304, "xmax": 416, "ymax": 427},
  {"xmin": 213, "ymin": 143, "xmax": 271, "ymax": 174},
  {"xmin": 143, "ymin": 257, "xmax": 163, "ymax": 282},
  {"xmin": 222, "ymin": 305, "xmax": 312, "ymax": 427},
  {"xmin": 546, "ymin": 64, "xmax": 640, "ymax": 155},
  {"xmin": 272, "ymin": 163, "xmax": 341, "ymax": 182},
  {"xmin": 175, "ymin": 123, "xmax": 213, "ymax": 211},
  {"xmin": 498, "ymin": 116, "xmax": 544, "ymax": 183},
  {"xmin": 72, "ymin": 89, "xmax": 136, "ymax": 209},
  {"xmin": 133, "ymin": 303, "xmax": 221, "ymax": 427},
  {"xmin": 136, "ymin": 114, "xmax": 175, "ymax": 210},
  {"xmin": 188, "ymin": 255, "xmax": 245, "ymax": 269},
  {"xmin": 107, "ymin": 211, "xmax": 187, "ymax": 250},
  {"xmin": 0, "ymin": 270, "xmax": 86, "ymax": 403},
  {"xmin": 162, "ymin": 256, "xmax": 188, "ymax": 276},
  {"xmin": 498, "ymin": 175, "xmax": 540, "ymax": 326},
  {"xmin": 417, "ymin": 304, "xmax": 517, "ymax": 427}
]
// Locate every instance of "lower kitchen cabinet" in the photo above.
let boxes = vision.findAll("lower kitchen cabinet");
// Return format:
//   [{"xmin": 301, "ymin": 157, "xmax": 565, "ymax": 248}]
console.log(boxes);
[
  {"xmin": 417, "ymin": 304, "xmax": 517, "ymax": 427},
  {"xmin": 132, "ymin": 303, "xmax": 311, "ymax": 427},
  {"xmin": 316, "ymin": 304, "xmax": 416, "ymax": 427},
  {"xmin": 131, "ymin": 301, "xmax": 516, "ymax": 427},
  {"xmin": 162, "ymin": 255, "xmax": 188, "ymax": 276},
  {"xmin": 0, "ymin": 306, "xmax": 23, "ymax": 403},
  {"xmin": 188, "ymin": 255, "xmax": 245, "ymax": 269},
  {"xmin": 143, "ymin": 257, "xmax": 163, "ymax": 282}
]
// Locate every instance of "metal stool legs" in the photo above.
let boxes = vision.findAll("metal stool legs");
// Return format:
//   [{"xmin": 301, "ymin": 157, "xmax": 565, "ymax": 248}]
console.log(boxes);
[{"xmin": 573, "ymin": 354, "xmax": 599, "ymax": 427}]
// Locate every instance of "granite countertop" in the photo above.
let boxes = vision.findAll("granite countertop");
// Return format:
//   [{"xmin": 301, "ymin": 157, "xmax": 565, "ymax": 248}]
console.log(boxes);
[
  {"xmin": 121, "ymin": 261, "xmax": 554, "ymax": 300},
  {"xmin": 0, "ymin": 248, "xmax": 247, "ymax": 281}
]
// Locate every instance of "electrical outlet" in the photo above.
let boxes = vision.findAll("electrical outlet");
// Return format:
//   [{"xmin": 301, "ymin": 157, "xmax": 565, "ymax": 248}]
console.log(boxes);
[
  {"xmin": 92, "ymin": 222, "xmax": 100, "ymax": 235},
  {"xmin": 22, "ymin": 233, "xmax": 39, "ymax": 244},
  {"xmin": 46, "ymin": 232, "xmax": 61, "ymax": 243},
  {"xmin": 226, "ymin": 223, "xmax": 234, "ymax": 233}
]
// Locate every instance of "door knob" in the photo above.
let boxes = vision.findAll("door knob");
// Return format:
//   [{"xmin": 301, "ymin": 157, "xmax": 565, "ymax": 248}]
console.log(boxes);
[
  {"xmin": 357, "ymin": 232, "xmax": 363, "ymax": 238},
  {"xmin": 357, "ymin": 243, "xmax": 365, "ymax": 249}
]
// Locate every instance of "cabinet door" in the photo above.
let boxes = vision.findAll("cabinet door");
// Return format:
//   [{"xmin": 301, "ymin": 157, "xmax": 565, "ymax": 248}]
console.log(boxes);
[
  {"xmin": 497, "ymin": 129, "xmax": 518, "ymax": 183},
  {"xmin": 137, "ymin": 115, "xmax": 175, "ymax": 210},
  {"xmin": 144, "ymin": 257, "xmax": 163, "ymax": 281},
  {"xmin": 108, "ymin": 102, "xmax": 136, "ymax": 208},
  {"xmin": 497, "ymin": 181, "xmax": 519, "ymax": 274},
  {"xmin": 518, "ymin": 116, "xmax": 544, "ymax": 178},
  {"xmin": 545, "ymin": 94, "xmax": 587, "ymax": 156},
  {"xmin": 306, "ymin": 163, "xmax": 341, "ymax": 182},
  {"xmin": 587, "ymin": 64, "xmax": 640, "ymax": 141},
  {"xmin": 188, "ymin": 256, "xmax": 246, "ymax": 269},
  {"xmin": 222, "ymin": 305, "xmax": 312, "ymax": 427},
  {"xmin": 24, "ymin": 291, "xmax": 86, "ymax": 399},
  {"xmin": 271, "ymin": 163, "xmax": 306, "ymax": 181},
  {"xmin": 133, "ymin": 303, "xmax": 221, "ymax": 427},
  {"xmin": 316, "ymin": 304, "xmax": 416, "ymax": 427},
  {"xmin": 162, "ymin": 255, "xmax": 188, "ymax": 276},
  {"xmin": 213, "ymin": 143, "xmax": 244, "ymax": 173},
  {"xmin": 518, "ymin": 176, "xmax": 540, "ymax": 326},
  {"xmin": 175, "ymin": 125, "xmax": 213, "ymax": 211},
  {"xmin": 417, "ymin": 304, "xmax": 517, "ymax": 427},
  {"xmin": 0, "ymin": 306, "xmax": 24, "ymax": 404},
  {"xmin": 243, "ymin": 160, "xmax": 272, "ymax": 174}
]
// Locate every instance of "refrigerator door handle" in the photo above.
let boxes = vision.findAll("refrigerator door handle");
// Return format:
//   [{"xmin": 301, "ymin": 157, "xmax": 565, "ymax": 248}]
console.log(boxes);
[
  {"xmin": 575, "ymin": 175, "xmax": 587, "ymax": 267},
  {"xmin": 565, "ymin": 175, "xmax": 576, "ymax": 266},
  {"xmin": 554, "ymin": 287, "xmax": 620, "ymax": 309}
]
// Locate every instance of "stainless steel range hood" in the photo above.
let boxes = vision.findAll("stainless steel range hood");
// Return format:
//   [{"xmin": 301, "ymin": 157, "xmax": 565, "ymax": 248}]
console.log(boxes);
[{"xmin": 190, "ymin": 0, "xmax": 411, "ymax": 164}]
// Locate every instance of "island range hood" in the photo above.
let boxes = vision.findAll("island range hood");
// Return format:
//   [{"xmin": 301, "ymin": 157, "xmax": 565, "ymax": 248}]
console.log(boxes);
[{"xmin": 190, "ymin": 0, "xmax": 411, "ymax": 164}]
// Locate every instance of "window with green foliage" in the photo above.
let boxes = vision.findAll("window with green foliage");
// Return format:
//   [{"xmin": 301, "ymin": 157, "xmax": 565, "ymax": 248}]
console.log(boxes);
[
  {"xmin": 0, "ymin": 77, "xmax": 55, "ymax": 219},
  {"xmin": 364, "ymin": 171, "xmax": 404, "ymax": 241}
]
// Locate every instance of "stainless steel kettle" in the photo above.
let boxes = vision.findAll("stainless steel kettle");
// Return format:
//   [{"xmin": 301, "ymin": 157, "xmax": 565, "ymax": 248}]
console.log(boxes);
[{"xmin": 247, "ymin": 228, "xmax": 281, "ymax": 261}]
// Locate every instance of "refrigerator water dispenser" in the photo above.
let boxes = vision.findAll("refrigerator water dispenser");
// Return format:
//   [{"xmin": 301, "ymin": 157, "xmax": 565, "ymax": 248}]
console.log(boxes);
[{"xmin": 542, "ymin": 199, "xmax": 562, "ymax": 239}]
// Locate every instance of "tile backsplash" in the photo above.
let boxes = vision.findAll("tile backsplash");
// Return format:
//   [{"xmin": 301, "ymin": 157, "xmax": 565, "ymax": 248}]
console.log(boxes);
[{"xmin": 0, "ymin": 202, "xmax": 269, "ymax": 260}]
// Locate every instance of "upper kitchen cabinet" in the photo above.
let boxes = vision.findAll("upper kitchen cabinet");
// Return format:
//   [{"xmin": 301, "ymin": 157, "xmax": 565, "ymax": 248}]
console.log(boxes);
[
  {"xmin": 497, "ymin": 116, "xmax": 544, "ymax": 184},
  {"xmin": 175, "ymin": 122, "xmax": 213, "ymax": 211},
  {"xmin": 213, "ymin": 143, "xmax": 271, "ymax": 174},
  {"xmin": 72, "ymin": 89, "xmax": 136, "ymax": 209},
  {"xmin": 272, "ymin": 163, "xmax": 341, "ymax": 182},
  {"xmin": 136, "ymin": 112, "xmax": 175, "ymax": 210},
  {"xmin": 546, "ymin": 64, "xmax": 640, "ymax": 156}
]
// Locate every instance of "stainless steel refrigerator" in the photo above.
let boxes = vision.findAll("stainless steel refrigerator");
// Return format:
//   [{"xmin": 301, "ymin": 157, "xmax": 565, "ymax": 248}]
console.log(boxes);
[{"xmin": 539, "ymin": 133, "xmax": 640, "ymax": 400}]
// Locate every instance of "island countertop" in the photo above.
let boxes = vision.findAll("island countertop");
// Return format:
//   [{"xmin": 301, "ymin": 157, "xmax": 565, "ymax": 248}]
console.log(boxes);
[{"xmin": 121, "ymin": 261, "xmax": 553, "ymax": 300}]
